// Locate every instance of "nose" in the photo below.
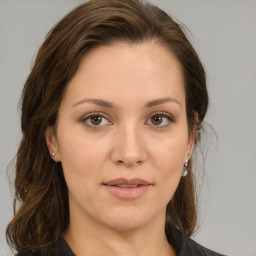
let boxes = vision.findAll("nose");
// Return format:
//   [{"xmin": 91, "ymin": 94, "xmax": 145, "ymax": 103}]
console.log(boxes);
[{"xmin": 110, "ymin": 124, "xmax": 147, "ymax": 167}]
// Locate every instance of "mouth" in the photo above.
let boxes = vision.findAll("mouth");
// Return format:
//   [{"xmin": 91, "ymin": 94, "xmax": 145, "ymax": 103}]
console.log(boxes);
[
  {"xmin": 112, "ymin": 184, "xmax": 141, "ymax": 188},
  {"xmin": 103, "ymin": 178, "xmax": 153, "ymax": 200},
  {"xmin": 103, "ymin": 177, "xmax": 152, "ymax": 186}
]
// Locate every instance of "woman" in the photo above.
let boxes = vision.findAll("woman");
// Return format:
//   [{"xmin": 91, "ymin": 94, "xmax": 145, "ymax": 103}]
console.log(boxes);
[{"xmin": 6, "ymin": 0, "xmax": 225, "ymax": 255}]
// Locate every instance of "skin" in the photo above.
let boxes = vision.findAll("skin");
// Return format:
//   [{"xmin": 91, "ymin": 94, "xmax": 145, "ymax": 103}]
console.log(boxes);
[{"xmin": 45, "ymin": 41, "xmax": 195, "ymax": 256}]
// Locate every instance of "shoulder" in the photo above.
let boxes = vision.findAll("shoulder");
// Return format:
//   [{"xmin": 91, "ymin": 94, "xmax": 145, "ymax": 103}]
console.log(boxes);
[
  {"xmin": 180, "ymin": 238, "xmax": 226, "ymax": 256},
  {"xmin": 15, "ymin": 237, "xmax": 74, "ymax": 256},
  {"xmin": 15, "ymin": 248, "xmax": 55, "ymax": 256},
  {"xmin": 15, "ymin": 252, "xmax": 41, "ymax": 256}
]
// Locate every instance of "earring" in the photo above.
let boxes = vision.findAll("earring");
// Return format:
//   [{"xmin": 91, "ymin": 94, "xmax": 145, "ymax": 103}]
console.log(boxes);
[
  {"xmin": 182, "ymin": 159, "xmax": 189, "ymax": 177},
  {"xmin": 50, "ymin": 152, "xmax": 55, "ymax": 157}
]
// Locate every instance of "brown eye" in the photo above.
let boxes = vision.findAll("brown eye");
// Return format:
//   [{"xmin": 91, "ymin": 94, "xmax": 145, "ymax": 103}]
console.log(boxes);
[
  {"xmin": 90, "ymin": 115, "xmax": 102, "ymax": 125},
  {"xmin": 82, "ymin": 114, "xmax": 111, "ymax": 127},
  {"xmin": 146, "ymin": 113, "xmax": 173, "ymax": 127},
  {"xmin": 151, "ymin": 115, "xmax": 163, "ymax": 125}
]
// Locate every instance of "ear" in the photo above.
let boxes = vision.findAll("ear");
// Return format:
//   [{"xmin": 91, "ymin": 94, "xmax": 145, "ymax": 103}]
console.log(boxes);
[
  {"xmin": 186, "ymin": 113, "xmax": 198, "ymax": 160},
  {"xmin": 44, "ymin": 126, "xmax": 61, "ymax": 162}
]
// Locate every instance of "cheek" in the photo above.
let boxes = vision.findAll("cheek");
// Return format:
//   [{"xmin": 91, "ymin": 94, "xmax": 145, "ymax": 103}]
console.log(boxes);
[
  {"xmin": 56, "ymin": 125, "xmax": 111, "ymax": 192},
  {"xmin": 57, "ymin": 121, "xmax": 107, "ymax": 166},
  {"xmin": 150, "ymin": 135, "xmax": 188, "ymax": 191},
  {"xmin": 152, "ymin": 135, "xmax": 188, "ymax": 169},
  {"xmin": 57, "ymin": 137, "xmax": 106, "ymax": 207}
]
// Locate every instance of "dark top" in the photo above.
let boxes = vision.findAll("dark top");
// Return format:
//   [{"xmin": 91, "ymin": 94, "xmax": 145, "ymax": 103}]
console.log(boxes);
[
  {"xmin": 56, "ymin": 237, "xmax": 225, "ymax": 256},
  {"xmin": 17, "ymin": 236, "xmax": 226, "ymax": 256}
]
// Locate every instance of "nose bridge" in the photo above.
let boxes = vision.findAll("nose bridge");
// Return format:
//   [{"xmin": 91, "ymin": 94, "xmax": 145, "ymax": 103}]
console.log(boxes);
[{"xmin": 111, "ymin": 121, "xmax": 147, "ymax": 166}]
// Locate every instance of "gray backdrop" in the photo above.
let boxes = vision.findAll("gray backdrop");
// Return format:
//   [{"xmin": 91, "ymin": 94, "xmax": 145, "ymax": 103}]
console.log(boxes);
[{"xmin": 0, "ymin": 0, "xmax": 256, "ymax": 255}]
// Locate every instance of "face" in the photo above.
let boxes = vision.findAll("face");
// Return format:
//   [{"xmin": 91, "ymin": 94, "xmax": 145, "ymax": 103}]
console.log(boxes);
[{"xmin": 46, "ymin": 42, "xmax": 194, "ymax": 233}]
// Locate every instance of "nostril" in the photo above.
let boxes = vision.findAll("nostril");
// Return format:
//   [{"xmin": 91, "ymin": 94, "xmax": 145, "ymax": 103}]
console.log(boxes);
[{"xmin": 115, "ymin": 159, "xmax": 143, "ymax": 167}]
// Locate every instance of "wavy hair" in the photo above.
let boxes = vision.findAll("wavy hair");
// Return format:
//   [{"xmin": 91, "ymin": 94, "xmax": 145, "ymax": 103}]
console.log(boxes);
[{"xmin": 6, "ymin": 0, "xmax": 208, "ymax": 253}]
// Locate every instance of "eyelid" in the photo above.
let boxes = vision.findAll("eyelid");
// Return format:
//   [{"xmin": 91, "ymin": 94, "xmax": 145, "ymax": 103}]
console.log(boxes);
[
  {"xmin": 145, "ymin": 111, "xmax": 175, "ymax": 127},
  {"xmin": 80, "ymin": 112, "xmax": 113, "ymax": 127},
  {"xmin": 80, "ymin": 111, "xmax": 174, "ymax": 128}
]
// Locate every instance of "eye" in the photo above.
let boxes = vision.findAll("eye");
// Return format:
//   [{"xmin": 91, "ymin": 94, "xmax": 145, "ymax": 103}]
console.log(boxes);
[
  {"xmin": 146, "ymin": 112, "xmax": 173, "ymax": 127},
  {"xmin": 81, "ymin": 113, "xmax": 111, "ymax": 127}
]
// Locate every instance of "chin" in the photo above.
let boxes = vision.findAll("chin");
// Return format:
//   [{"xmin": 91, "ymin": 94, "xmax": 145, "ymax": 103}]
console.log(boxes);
[{"xmin": 100, "ymin": 208, "xmax": 156, "ymax": 232}]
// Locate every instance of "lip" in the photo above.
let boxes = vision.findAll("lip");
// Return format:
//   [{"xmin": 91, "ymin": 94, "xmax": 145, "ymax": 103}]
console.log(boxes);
[
  {"xmin": 103, "ymin": 178, "xmax": 152, "ymax": 186},
  {"xmin": 103, "ymin": 178, "xmax": 153, "ymax": 200}
]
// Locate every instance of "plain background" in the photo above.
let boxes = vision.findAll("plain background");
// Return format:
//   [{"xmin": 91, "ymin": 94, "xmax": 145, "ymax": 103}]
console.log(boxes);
[{"xmin": 0, "ymin": 0, "xmax": 256, "ymax": 255}]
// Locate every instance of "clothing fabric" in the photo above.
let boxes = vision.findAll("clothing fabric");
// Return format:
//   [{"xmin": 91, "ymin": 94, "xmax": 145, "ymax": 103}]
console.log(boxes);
[
  {"xmin": 16, "ymin": 236, "xmax": 226, "ymax": 256},
  {"xmin": 58, "ymin": 236, "xmax": 225, "ymax": 256},
  {"xmin": 180, "ymin": 238, "xmax": 225, "ymax": 256}
]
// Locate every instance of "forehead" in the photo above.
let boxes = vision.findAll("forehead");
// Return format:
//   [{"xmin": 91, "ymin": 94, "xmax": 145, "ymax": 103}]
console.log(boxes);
[{"xmin": 62, "ymin": 42, "xmax": 185, "ymax": 107}]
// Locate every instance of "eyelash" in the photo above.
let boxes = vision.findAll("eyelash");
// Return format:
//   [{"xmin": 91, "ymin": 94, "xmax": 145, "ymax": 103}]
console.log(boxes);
[
  {"xmin": 81, "ymin": 111, "xmax": 174, "ymax": 128},
  {"xmin": 81, "ymin": 112, "xmax": 112, "ymax": 128},
  {"xmin": 145, "ymin": 112, "xmax": 174, "ymax": 128}
]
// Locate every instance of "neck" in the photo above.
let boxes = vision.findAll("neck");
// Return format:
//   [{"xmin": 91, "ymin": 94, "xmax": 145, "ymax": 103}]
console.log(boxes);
[{"xmin": 63, "ymin": 211, "xmax": 176, "ymax": 256}]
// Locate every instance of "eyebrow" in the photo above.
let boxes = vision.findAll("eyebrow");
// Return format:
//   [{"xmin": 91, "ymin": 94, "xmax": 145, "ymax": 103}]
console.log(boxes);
[
  {"xmin": 72, "ymin": 98, "xmax": 115, "ymax": 108},
  {"xmin": 72, "ymin": 97, "xmax": 181, "ymax": 108},
  {"xmin": 145, "ymin": 97, "xmax": 181, "ymax": 108}
]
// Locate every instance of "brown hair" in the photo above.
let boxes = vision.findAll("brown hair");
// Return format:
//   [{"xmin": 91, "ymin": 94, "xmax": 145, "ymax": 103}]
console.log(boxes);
[{"xmin": 6, "ymin": 0, "xmax": 208, "ymax": 253}]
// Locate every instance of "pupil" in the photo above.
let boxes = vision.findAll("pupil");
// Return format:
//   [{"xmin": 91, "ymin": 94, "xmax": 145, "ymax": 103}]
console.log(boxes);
[
  {"xmin": 152, "ymin": 115, "xmax": 162, "ymax": 125},
  {"xmin": 91, "ymin": 116, "xmax": 102, "ymax": 125}
]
